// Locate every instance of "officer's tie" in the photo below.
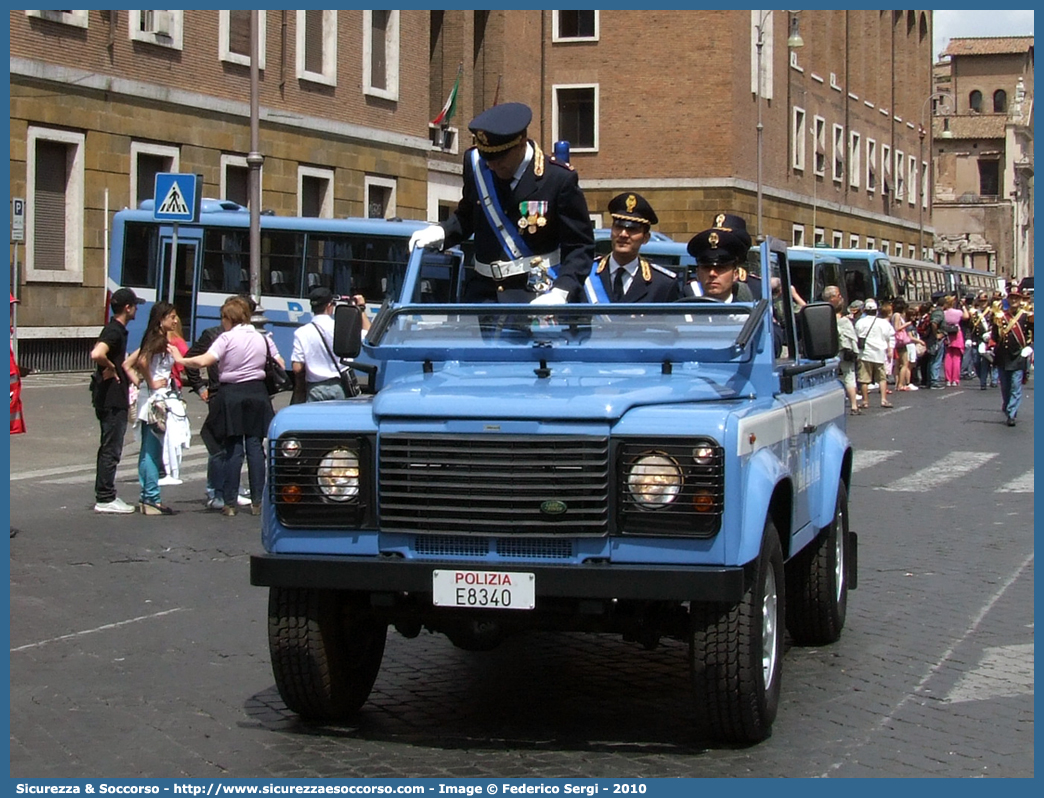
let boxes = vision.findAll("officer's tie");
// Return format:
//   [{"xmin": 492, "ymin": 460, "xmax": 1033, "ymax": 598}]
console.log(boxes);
[{"xmin": 612, "ymin": 268, "xmax": 626, "ymax": 302}]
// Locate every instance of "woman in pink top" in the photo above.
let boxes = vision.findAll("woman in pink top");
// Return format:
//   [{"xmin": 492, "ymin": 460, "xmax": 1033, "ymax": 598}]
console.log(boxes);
[
  {"xmin": 942, "ymin": 295, "xmax": 970, "ymax": 387},
  {"xmin": 172, "ymin": 296, "xmax": 277, "ymax": 517}
]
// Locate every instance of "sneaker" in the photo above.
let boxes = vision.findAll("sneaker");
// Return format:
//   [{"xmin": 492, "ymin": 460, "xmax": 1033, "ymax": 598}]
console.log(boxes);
[
  {"xmin": 221, "ymin": 506, "xmax": 238, "ymax": 517},
  {"xmin": 140, "ymin": 501, "xmax": 175, "ymax": 516},
  {"xmin": 251, "ymin": 503, "xmax": 263, "ymax": 517},
  {"xmin": 868, "ymin": 383, "xmax": 879, "ymax": 392},
  {"xmin": 204, "ymin": 497, "xmax": 225, "ymax": 511},
  {"xmin": 158, "ymin": 476, "xmax": 183, "ymax": 486},
  {"xmin": 907, "ymin": 384, "xmax": 918, "ymax": 391},
  {"xmin": 94, "ymin": 498, "xmax": 136, "ymax": 514},
  {"xmin": 237, "ymin": 494, "xmax": 252, "ymax": 507}
]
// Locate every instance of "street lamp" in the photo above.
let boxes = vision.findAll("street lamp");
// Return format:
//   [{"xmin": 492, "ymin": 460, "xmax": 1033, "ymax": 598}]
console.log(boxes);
[
  {"xmin": 917, "ymin": 91, "xmax": 953, "ymax": 260},
  {"xmin": 755, "ymin": 11, "xmax": 803, "ymax": 240}
]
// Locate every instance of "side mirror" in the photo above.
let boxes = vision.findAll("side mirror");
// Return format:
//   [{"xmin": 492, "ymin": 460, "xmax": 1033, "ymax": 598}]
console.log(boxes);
[
  {"xmin": 797, "ymin": 302, "xmax": 839, "ymax": 360},
  {"xmin": 332, "ymin": 304, "xmax": 363, "ymax": 359}
]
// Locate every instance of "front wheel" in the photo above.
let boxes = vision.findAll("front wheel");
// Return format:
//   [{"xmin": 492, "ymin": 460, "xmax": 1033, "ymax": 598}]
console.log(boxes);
[
  {"xmin": 268, "ymin": 587, "xmax": 387, "ymax": 720},
  {"xmin": 690, "ymin": 525, "xmax": 785, "ymax": 744},
  {"xmin": 786, "ymin": 479, "xmax": 849, "ymax": 645}
]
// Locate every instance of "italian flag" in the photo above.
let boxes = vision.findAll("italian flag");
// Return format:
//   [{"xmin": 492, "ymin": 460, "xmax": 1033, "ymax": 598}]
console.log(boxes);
[{"xmin": 432, "ymin": 66, "xmax": 461, "ymax": 127}]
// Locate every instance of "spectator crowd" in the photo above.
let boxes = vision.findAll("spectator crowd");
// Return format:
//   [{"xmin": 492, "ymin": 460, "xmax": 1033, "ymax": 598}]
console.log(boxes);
[{"xmin": 826, "ymin": 284, "xmax": 1033, "ymax": 424}]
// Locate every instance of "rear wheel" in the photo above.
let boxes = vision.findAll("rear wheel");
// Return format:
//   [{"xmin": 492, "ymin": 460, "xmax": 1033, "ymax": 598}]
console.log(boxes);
[
  {"xmin": 268, "ymin": 587, "xmax": 387, "ymax": 720},
  {"xmin": 786, "ymin": 480, "xmax": 849, "ymax": 645},
  {"xmin": 690, "ymin": 525, "xmax": 785, "ymax": 744}
]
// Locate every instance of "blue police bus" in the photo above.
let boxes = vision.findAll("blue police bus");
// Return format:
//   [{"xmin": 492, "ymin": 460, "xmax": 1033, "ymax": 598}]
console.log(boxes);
[{"xmin": 107, "ymin": 199, "xmax": 457, "ymax": 357}]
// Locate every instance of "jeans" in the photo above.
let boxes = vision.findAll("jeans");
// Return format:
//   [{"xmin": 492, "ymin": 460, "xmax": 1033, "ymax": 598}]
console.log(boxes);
[
  {"xmin": 929, "ymin": 342, "xmax": 945, "ymax": 387},
  {"xmin": 94, "ymin": 406, "xmax": 129, "ymax": 503},
  {"xmin": 223, "ymin": 435, "xmax": 265, "ymax": 507},
  {"xmin": 998, "ymin": 368, "xmax": 1024, "ymax": 420},
  {"xmin": 199, "ymin": 416, "xmax": 225, "ymax": 503},
  {"xmin": 137, "ymin": 422, "xmax": 164, "ymax": 504},
  {"xmin": 973, "ymin": 348, "xmax": 989, "ymax": 388}
]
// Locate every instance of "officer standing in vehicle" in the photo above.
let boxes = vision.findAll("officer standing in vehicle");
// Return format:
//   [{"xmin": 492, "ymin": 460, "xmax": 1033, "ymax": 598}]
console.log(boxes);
[
  {"xmin": 684, "ymin": 213, "xmax": 755, "ymax": 302},
  {"xmin": 584, "ymin": 193, "xmax": 681, "ymax": 303},
  {"xmin": 409, "ymin": 102, "xmax": 595, "ymax": 304}
]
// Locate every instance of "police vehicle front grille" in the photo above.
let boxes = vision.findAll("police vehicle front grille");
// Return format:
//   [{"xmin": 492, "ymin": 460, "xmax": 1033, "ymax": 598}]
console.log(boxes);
[
  {"xmin": 412, "ymin": 536, "xmax": 574, "ymax": 560},
  {"xmin": 379, "ymin": 434, "xmax": 610, "ymax": 535}
]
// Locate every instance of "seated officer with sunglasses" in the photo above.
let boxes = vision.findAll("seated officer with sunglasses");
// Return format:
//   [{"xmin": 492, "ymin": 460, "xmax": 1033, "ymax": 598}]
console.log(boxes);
[{"xmin": 683, "ymin": 213, "xmax": 756, "ymax": 302}]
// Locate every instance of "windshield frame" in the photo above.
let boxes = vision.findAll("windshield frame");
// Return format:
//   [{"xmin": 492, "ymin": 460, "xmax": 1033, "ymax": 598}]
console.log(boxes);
[{"xmin": 364, "ymin": 300, "xmax": 769, "ymax": 365}]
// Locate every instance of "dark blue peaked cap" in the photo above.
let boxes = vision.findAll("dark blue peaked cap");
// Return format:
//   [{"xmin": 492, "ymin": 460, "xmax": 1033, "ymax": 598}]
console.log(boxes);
[
  {"xmin": 687, "ymin": 212, "xmax": 753, "ymax": 264},
  {"xmin": 469, "ymin": 102, "xmax": 532, "ymax": 156}
]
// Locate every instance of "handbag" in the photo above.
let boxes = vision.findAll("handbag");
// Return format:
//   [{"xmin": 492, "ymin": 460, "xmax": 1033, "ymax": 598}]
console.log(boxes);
[
  {"xmin": 313, "ymin": 321, "xmax": 361, "ymax": 398},
  {"xmin": 264, "ymin": 338, "xmax": 293, "ymax": 396},
  {"xmin": 146, "ymin": 392, "xmax": 169, "ymax": 431}
]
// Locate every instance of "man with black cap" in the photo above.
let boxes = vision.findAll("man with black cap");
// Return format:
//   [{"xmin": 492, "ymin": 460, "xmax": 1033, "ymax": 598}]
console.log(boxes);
[
  {"xmin": 584, "ymin": 193, "xmax": 681, "ymax": 303},
  {"xmin": 290, "ymin": 287, "xmax": 369, "ymax": 403},
  {"xmin": 409, "ymin": 101, "xmax": 595, "ymax": 304},
  {"xmin": 89, "ymin": 287, "xmax": 145, "ymax": 513},
  {"xmin": 684, "ymin": 213, "xmax": 755, "ymax": 302}
]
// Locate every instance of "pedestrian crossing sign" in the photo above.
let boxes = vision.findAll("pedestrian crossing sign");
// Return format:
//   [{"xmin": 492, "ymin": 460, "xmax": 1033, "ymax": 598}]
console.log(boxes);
[{"xmin": 153, "ymin": 173, "xmax": 202, "ymax": 222}]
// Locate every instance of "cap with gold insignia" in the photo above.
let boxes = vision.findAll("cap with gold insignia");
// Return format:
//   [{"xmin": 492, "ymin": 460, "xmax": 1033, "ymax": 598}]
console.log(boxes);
[
  {"xmin": 687, "ymin": 212, "xmax": 753, "ymax": 265},
  {"xmin": 469, "ymin": 102, "xmax": 532, "ymax": 158},
  {"xmin": 608, "ymin": 192, "xmax": 658, "ymax": 229}
]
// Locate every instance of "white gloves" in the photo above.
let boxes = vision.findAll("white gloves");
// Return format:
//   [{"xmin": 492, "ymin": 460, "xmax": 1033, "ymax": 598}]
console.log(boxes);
[
  {"xmin": 408, "ymin": 225, "xmax": 445, "ymax": 252},
  {"xmin": 1020, "ymin": 346, "xmax": 1033, "ymax": 359},
  {"xmin": 529, "ymin": 287, "xmax": 570, "ymax": 306}
]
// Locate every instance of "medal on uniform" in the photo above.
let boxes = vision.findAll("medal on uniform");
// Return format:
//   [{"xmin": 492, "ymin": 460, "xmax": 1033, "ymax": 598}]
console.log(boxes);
[{"xmin": 518, "ymin": 201, "xmax": 548, "ymax": 234}]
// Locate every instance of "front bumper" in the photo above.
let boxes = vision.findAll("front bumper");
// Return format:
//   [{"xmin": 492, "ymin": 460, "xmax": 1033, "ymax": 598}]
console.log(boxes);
[{"xmin": 250, "ymin": 553, "xmax": 749, "ymax": 603}]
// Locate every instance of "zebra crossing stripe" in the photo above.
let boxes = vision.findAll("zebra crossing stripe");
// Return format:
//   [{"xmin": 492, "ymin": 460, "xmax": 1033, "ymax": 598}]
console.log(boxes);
[
  {"xmin": 997, "ymin": 469, "xmax": 1034, "ymax": 493},
  {"xmin": 944, "ymin": 643, "xmax": 1034, "ymax": 703},
  {"xmin": 852, "ymin": 450, "xmax": 900, "ymax": 472},
  {"xmin": 875, "ymin": 451, "xmax": 997, "ymax": 492}
]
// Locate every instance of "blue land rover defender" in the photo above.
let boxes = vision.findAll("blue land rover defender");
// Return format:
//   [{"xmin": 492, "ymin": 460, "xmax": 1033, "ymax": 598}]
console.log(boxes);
[{"xmin": 250, "ymin": 238, "xmax": 856, "ymax": 744}]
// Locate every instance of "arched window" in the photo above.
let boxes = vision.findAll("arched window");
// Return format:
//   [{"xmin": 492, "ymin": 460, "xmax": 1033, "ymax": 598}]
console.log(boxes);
[
  {"xmin": 993, "ymin": 89, "xmax": 1008, "ymax": 113},
  {"xmin": 969, "ymin": 90, "xmax": 982, "ymax": 113}
]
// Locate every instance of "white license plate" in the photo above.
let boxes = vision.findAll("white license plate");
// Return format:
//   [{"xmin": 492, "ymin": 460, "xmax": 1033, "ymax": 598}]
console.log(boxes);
[{"xmin": 432, "ymin": 569, "xmax": 535, "ymax": 610}]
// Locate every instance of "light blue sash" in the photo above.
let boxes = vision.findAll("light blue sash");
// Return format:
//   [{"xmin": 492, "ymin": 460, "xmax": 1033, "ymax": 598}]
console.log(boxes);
[{"xmin": 470, "ymin": 148, "xmax": 533, "ymax": 260}]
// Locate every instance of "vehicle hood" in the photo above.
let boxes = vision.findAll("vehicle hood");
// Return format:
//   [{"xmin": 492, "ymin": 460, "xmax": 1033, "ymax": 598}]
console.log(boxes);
[{"xmin": 372, "ymin": 362, "xmax": 751, "ymax": 421}]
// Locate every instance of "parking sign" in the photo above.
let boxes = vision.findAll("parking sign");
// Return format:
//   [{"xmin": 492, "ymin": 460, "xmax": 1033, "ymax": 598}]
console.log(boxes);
[{"xmin": 12, "ymin": 197, "xmax": 25, "ymax": 242}]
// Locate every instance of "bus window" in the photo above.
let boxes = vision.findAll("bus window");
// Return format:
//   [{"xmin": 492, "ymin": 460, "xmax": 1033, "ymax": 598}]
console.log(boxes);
[
  {"xmin": 845, "ymin": 268, "xmax": 868, "ymax": 302},
  {"xmin": 121, "ymin": 222, "xmax": 158, "ymax": 289},
  {"xmin": 873, "ymin": 258, "xmax": 897, "ymax": 300},
  {"xmin": 262, "ymin": 231, "xmax": 303, "ymax": 296},
  {"xmin": 202, "ymin": 230, "xmax": 248, "ymax": 294}
]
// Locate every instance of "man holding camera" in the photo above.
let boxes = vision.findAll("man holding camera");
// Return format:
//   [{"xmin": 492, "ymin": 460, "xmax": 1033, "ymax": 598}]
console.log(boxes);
[{"xmin": 290, "ymin": 287, "xmax": 369, "ymax": 403}]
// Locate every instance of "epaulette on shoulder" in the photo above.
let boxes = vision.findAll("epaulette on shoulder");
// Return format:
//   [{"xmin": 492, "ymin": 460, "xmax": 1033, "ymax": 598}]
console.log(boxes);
[
  {"xmin": 548, "ymin": 156, "xmax": 576, "ymax": 171},
  {"xmin": 649, "ymin": 261, "xmax": 677, "ymax": 278}
]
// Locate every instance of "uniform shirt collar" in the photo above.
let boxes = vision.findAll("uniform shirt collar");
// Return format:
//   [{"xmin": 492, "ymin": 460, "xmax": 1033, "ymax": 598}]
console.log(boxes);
[
  {"xmin": 609, "ymin": 255, "xmax": 639, "ymax": 277},
  {"xmin": 510, "ymin": 142, "xmax": 534, "ymax": 190}
]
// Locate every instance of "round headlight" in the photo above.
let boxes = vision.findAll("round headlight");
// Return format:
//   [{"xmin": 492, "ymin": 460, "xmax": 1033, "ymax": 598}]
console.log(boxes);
[
  {"xmin": 692, "ymin": 446, "xmax": 716, "ymax": 465},
  {"xmin": 317, "ymin": 448, "xmax": 360, "ymax": 502},
  {"xmin": 626, "ymin": 453, "xmax": 683, "ymax": 509},
  {"xmin": 280, "ymin": 438, "xmax": 302, "ymax": 458}
]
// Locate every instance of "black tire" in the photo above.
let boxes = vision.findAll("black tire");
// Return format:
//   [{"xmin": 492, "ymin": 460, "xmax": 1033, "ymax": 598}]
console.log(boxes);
[
  {"xmin": 786, "ymin": 480, "xmax": 849, "ymax": 645},
  {"xmin": 690, "ymin": 525, "xmax": 785, "ymax": 744},
  {"xmin": 268, "ymin": 587, "xmax": 387, "ymax": 720}
]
